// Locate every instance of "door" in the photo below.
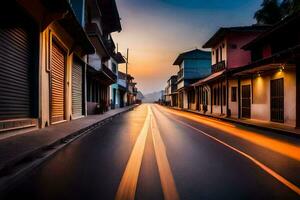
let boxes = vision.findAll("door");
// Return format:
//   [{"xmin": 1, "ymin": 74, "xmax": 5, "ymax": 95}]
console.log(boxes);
[
  {"xmin": 112, "ymin": 88, "xmax": 116, "ymax": 109},
  {"xmin": 0, "ymin": 3, "xmax": 37, "ymax": 120},
  {"xmin": 241, "ymin": 85, "xmax": 251, "ymax": 118},
  {"xmin": 271, "ymin": 78, "xmax": 284, "ymax": 123},
  {"xmin": 51, "ymin": 42, "xmax": 66, "ymax": 123},
  {"xmin": 72, "ymin": 59, "xmax": 84, "ymax": 118}
]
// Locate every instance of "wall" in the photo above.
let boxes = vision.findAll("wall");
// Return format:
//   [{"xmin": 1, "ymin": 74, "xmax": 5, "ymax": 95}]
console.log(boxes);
[
  {"xmin": 228, "ymin": 79, "xmax": 239, "ymax": 118},
  {"xmin": 184, "ymin": 59, "xmax": 211, "ymax": 79},
  {"xmin": 227, "ymin": 32, "xmax": 261, "ymax": 69},
  {"xmin": 183, "ymin": 90, "xmax": 188, "ymax": 109},
  {"xmin": 211, "ymin": 39, "xmax": 227, "ymax": 66},
  {"xmin": 251, "ymin": 67, "xmax": 296, "ymax": 126},
  {"xmin": 40, "ymin": 22, "xmax": 84, "ymax": 127}
]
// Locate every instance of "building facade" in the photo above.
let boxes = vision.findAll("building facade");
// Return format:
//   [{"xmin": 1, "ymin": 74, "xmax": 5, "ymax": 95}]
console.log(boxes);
[
  {"xmin": 173, "ymin": 49, "xmax": 211, "ymax": 109},
  {"xmin": 193, "ymin": 26, "xmax": 269, "ymax": 116},
  {"xmin": 171, "ymin": 14, "xmax": 300, "ymax": 128},
  {"xmin": 0, "ymin": 0, "xmax": 127, "ymax": 137},
  {"xmin": 227, "ymin": 13, "xmax": 300, "ymax": 127}
]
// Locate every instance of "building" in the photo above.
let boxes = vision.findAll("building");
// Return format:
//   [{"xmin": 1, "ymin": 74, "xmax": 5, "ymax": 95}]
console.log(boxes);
[
  {"xmin": 84, "ymin": 0, "xmax": 122, "ymax": 114},
  {"xmin": 127, "ymin": 75, "xmax": 138, "ymax": 105},
  {"xmin": 110, "ymin": 52, "xmax": 126, "ymax": 109},
  {"xmin": 173, "ymin": 49, "xmax": 211, "ymax": 109},
  {"xmin": 164, "ymin": 75, "xmax": 178, "ymax": 106},
  {"xmin": 0, "ymin": 0, "xmax": 128, "ymax": 137},
  {"xmin": 227, "ymin": 12, "xmax": 300, "ymax": 127},
  {"xmin": 0, "ymin": 0, "xmax": 94, "ymax": 134},
  {"xmin": 117, "ymin": 72, "xmax": 138, "ymax": 106},
  {"xmin": 192, "ymin": 26, "xmax": 269, "ymax": 115}
]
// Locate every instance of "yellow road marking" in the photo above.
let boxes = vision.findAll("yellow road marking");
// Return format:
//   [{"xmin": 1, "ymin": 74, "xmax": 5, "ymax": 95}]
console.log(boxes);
[
  {"xmin": 150, "ymin": 107, "xmax": 180, "ymax": 200},
  {"xmin": 115, "ymin": 106, "xmax": 151, "ymax": 200},
  {"xmin": 159, "ymin": 105, "xmax": 300, "ymax": 162},
  {"xmin": 168, "ymin": 115, "xmax": 300, "ymax": 196}
]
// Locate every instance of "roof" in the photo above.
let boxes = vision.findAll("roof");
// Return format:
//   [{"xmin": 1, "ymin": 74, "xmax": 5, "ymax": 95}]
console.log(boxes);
[
  {"xmin": 202, "ymin": 25, "xmax": 270, "ymax": 48},
  {"xmin": 173, "ymin": 49, "xmax": 211, "ymax": 65},
  {"xmin": 192, "ymin": 70, "xmax": 225, "ymax": 87},
  {"xmin": 243, "ymin": 11, "xmax": 300, "ymax": 50}
]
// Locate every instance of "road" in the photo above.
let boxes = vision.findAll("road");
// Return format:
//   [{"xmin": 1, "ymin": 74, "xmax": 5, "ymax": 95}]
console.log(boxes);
[{"xmin": 2, "ymin": 104, "xmax": 300, "ymax": 200}]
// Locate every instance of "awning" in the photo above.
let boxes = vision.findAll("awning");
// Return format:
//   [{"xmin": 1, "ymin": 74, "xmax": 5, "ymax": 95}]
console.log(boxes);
[{"xmin": 192, "ymin": 70, "xmax": 225, "ymax": 87}]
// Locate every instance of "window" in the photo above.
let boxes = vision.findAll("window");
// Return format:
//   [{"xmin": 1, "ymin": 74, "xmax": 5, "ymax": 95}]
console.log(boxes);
[{"xmin": 231, "ymin": 87, "xmax": 237, "ymax": 102}]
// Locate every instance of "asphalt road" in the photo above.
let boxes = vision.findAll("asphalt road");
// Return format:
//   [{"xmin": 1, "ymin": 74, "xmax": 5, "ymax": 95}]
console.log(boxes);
[{"xmin": 2, "ymin": 104, "xmax": 300, "ymax": 200}]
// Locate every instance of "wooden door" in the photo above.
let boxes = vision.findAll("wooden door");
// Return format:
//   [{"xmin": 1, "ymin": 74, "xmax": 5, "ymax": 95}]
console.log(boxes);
[
  {"xmin": 271, "ymin": 78, "xmax": 284, "ymax": 123},
  {"xmin": 241, "ymin": 85, "xmax": 251, "ymax": 118}
]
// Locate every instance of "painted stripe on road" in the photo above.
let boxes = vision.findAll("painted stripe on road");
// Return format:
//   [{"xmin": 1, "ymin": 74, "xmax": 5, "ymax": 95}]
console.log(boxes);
[
  {"xmin": 115, "ymin": 106, "xmax": 151, "ymax": 200},
  {"xmin": 150, "ymin": 107, "xmax": 180, "ymax": 200},
  {"xmin": 168, "ymin": 115, "xmax": 300, "ymax": 196}
]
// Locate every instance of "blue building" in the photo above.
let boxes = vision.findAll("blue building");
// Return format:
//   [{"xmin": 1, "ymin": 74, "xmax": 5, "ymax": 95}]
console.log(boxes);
[{"xmin": 173, "ymin": 49, "xmax": 211, "ymax": 109}]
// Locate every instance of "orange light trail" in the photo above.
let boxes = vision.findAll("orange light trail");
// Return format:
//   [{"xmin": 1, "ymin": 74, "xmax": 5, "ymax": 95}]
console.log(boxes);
[{"xmin": 159, "ymin": 105, "xmax": 300, "ymax": 162}]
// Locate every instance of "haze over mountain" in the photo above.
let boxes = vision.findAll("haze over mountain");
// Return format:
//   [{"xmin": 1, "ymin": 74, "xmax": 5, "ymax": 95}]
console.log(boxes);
[{"xmin": 142, "ymin": 91, "xmax": 163, "ymax": 103}]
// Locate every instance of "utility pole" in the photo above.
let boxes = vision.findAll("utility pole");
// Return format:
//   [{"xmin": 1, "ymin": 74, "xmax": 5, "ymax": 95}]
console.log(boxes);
[{"xmin": 125, "ymin": 48, "xmax": 129, "ymax": 106}]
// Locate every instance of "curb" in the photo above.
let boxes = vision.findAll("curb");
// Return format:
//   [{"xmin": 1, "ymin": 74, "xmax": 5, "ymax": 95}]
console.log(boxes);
[
  {"xmin": 0, "ymin": 104, "xmax": 139, "ymax": 193},
  {"xmin": 166, "ymin": 106, "xmax": 300, "ymax": 139}
]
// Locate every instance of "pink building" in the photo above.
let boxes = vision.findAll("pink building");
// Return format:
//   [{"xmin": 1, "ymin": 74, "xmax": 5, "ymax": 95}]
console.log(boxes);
[{"xmin": 191, "ymin": 26, "xmax": 269, "ymax": 115}]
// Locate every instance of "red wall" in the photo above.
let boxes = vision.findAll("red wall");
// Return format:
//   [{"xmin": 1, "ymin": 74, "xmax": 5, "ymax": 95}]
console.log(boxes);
[{"xmin": 227, "ymin": 32, "xmax": 262, "ymax": 69}]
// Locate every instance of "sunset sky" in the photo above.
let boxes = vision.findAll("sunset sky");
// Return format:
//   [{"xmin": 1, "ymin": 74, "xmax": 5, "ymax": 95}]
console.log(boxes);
[{"xmin": 113, "ymin": 0, "xmax": 262, "ymax": 94}]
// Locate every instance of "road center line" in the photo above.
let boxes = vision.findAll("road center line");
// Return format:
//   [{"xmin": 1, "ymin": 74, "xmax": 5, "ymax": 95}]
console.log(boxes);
[
  {"xmin": 115, "ymin": 106, "xmax": 151, "ymax": 200},
  {"xmin": 166, "ymin": 114, "xmax": 300, "ymax": 196},
  {"xmin": 150, "ymin": 107, "xmax": 180, "ymax": 200}
]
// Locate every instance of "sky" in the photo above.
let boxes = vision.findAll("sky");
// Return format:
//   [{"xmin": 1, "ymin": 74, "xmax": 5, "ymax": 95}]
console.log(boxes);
[{"xmin": 113, "ymin": 0, "xmax": 262, "ymax": 94}]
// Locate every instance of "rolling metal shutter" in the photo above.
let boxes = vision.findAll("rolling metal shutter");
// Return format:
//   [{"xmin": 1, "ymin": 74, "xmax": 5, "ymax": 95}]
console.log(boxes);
[
  {"xmin": 72, "ymin": 60, "xmax": 83, "ymax": 118},
  {"xmin": 0, "ymin": 24, "xmax": 35, "ymax": 120},
  {"xmin": 51, "ymin": 42, "xmax": 65, "ymax": 123}
]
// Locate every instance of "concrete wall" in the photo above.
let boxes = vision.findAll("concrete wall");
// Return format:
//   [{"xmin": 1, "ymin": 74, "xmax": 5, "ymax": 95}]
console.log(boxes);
[
  {"xmin": 183, "ymin": 90, "xmax": 188, "ymax": 109},
  {"xmin": 251, "ymin": 68, "xmax": 296, "ymax": 126},
  {"xmin": 227, "ymin": 32, "xmax": 261, "ymax": 69},
  {"xmin": 228, "ymin": 79, "xmax": 239, "ymax": 118},
  {"xmin": 211, "ymin": 39, "xmax": 227, "ymax": 65},
  {"xmin": 227, "ymin": 67, "xmax": 296, "ymax": 126}
]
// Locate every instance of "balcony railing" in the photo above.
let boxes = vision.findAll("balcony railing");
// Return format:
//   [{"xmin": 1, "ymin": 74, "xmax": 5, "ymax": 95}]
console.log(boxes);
[{"xmin": 211, "ymin": 61, "xmax": 226, "ymax": 73}]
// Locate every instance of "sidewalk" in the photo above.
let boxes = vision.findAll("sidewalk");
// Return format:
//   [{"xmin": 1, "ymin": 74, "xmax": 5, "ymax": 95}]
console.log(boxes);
[
  {"xmin": 168, "ymin": 106, "xmax": 300, "ymax": 137},
  {"xmin": 0, "ymin": 105, "xmax": 138, "ymax": 176}
]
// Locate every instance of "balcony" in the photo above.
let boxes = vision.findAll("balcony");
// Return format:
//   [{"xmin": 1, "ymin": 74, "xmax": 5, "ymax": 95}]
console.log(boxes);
[
  {"xmin": 177, "ymin": 69, "xmax": 183, "ymax": 81},
  {"xmin": 85, "ymin": 23, "xmax": 109, "ymax": 59},
  {"xmin": 211, "ymin": 61, "xmax": 226, "ymax": 73},
  {"xmin": 101, "ymin": 64, "xmax": 117, "ymax": 84}
]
